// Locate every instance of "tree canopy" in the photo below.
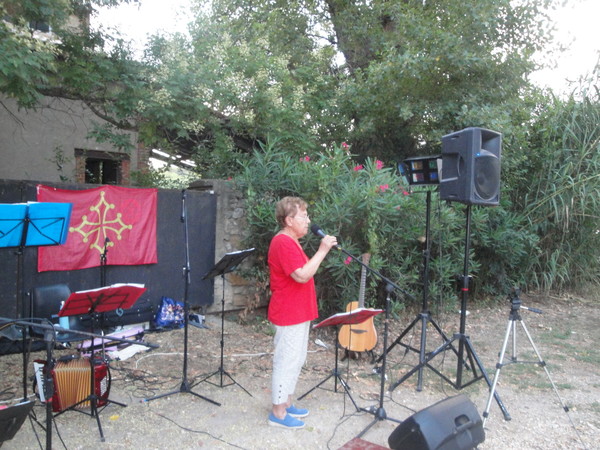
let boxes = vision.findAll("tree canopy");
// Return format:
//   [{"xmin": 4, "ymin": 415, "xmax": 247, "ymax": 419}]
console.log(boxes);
[{"xmin": 2, "ymin": 0, "xmax": 558, "ymax": 173}]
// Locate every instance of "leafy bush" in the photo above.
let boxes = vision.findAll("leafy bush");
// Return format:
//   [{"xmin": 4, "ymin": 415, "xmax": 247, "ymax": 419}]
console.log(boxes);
[
  {"xmin": 235, "ymin": 139, "xmax": 537, "ymax": 317},
  {"xmin": 519, "ymin": 88, "xmax": 600, "ymax": 292}
]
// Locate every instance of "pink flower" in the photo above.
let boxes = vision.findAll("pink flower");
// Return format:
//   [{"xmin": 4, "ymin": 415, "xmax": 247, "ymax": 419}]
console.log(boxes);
[
  {"xmin": 344, "ymin": 256, "xmax": 352, "ymax": 265},
  {"xmin": 353, "ymin": 164, "xmax": 364, "ymax": 171},
  {"xmin": 376, "ymin": 160, "xmax": 384, "ymax": 170},
  {"xmin": 342, "ymin": 142, "xmax": 349, "ymax": 149},
  {"xmin": 300, "ymin": 155, "xmax": 310, "ymax": 162},
  {"xmin": 377, "ymin": 184, "xmax": 389, "ymax": 192},
  {"xmin": 402, "ymin": 190, "xmax": 410, "ymax": 196}
]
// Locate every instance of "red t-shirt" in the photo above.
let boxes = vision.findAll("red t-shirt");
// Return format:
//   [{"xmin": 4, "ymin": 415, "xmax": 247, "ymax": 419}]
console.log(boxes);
[{"xmin": 267, "ymin": 234, "xmax": 318, "ymax": 326}]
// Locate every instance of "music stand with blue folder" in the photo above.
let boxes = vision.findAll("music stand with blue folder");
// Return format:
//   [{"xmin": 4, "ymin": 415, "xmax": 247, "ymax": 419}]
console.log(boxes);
[
  {"xmin": 196, "ymin": 248, "xmax": 255, "ymax": 397},
  {"xmin": 0, "ymin": 202, "xmax": 72, "ymax": 318},
  {"xmin": 0, "ymin": 201, "xmax": 72, "ymax": 248},
  {"xmin": 0, "ymin": 202, "xmax": 71, "ymax": 448}
]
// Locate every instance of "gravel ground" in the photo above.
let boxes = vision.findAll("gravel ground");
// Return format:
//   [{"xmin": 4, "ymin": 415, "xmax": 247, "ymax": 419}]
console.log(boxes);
[{"xmin": 1, "ymin": 291, "xmax": 598, "ymax": 449}]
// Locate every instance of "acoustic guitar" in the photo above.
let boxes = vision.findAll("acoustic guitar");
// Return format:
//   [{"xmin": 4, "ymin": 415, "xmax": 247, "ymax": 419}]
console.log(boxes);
[{"xmin": 337, "ymin": 253, "xmax": 377, "ymax": 353}]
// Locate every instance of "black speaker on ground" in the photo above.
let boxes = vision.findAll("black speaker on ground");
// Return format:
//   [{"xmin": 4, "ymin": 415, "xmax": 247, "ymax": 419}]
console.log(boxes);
[
  {"xmin": 440, "ymin": 127, "xmax": 501, "ymax": 206},
  {"xmin": 388, "ymin": 394, "xmax": 485, "ymax": 450}
]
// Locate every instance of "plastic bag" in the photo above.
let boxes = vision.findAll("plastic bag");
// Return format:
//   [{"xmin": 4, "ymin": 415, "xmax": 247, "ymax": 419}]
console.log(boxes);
[{"xmin": 153, "ymin": 296, "xmax": 185, "ymax": 329}]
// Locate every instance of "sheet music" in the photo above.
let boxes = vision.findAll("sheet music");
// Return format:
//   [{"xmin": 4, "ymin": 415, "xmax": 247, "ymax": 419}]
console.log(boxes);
[{"xmin": 71, "ymin": 283, "xmax": 145, "ymax": 294}]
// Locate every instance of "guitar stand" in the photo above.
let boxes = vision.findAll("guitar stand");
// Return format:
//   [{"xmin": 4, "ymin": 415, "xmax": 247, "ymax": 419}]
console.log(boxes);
[
  {"xmin": 195, "ymin": 248, "xmax": 255, "ymax": 397},
  {"xmin": 298, "ymin": 326, "xmax": 360, "ymax": 412},
  {"xmin": 482, "ymin": 288, "xmax": 578, "ymax": 436},
  {"xmin": 341, "ymin": 348, "xmax": 376, "ymax": 364}
]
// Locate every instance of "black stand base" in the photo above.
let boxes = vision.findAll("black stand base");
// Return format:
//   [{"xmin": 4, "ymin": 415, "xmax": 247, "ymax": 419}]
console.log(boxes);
[
  {"xmin": 379, "ymin": 310, "xmax": 458, "ymax": 391},
  {"xmin": 357, "ymin": 405, "xmax": 402, "ymax": 439},
  {"xmin": 55, "ymin": 380, "xmax": 128, "ymax": 442},
  {"xmin": 143, "ymin": 380, "xmax": 221, "ymax": 406},
  {"xmin": 389, "ymin": 331, "xmax": 511, "ymax": 421},
  {"xmin": 196, "ymin": 367, "xmax": 252, "ymax": 397},
  {"xmin": 298, "ymin": 342, "xmax": 360, "ymax": 411}
]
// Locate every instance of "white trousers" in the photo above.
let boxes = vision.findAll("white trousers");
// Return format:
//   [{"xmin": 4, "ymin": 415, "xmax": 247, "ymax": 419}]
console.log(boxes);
[{"xmin": 271, "ymin": 321, "xmax": 310, "ymax": 405}]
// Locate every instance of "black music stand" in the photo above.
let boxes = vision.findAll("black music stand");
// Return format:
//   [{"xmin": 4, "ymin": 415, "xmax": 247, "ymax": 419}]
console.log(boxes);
[
  {"xmin": 55, "ymin": 284, "xmax": 145, "ymax": 441},
  {"xmin": 298, "ymin": 308, "xmax": 383, "ymax": 411},
  {"xmin": 196, "ymin": 248, "xmax": 255, "ymax": 396}
]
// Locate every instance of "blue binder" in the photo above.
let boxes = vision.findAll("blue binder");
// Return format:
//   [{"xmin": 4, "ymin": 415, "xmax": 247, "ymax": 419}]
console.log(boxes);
[{"xmin": 0, "ymin": 202, "xmax": 72, "ymax": 248}]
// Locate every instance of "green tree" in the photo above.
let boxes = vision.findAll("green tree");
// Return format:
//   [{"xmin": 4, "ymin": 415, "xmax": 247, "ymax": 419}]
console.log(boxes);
[
  {"xmin": 202, "ymin": 0, "xmax": 557, "ymax": 165},
  {"xmin": 1, "ymin": 0, "xmax": 560, "ymax": 179}
]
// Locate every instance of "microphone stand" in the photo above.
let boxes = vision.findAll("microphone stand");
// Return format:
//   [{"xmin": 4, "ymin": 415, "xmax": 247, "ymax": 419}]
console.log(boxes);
[
  {"xmin": 331, "ymin": 244, "xmax": 415, "ymax": 439},
  {"xmin": 143, "ymin": 190, "xmax": 220, "ymax": 406},
  {"xmin": 100, "ymin": 238, "xmax": 109, "ymax": 287},
  {"xmin": 99, "ymin": 237, "xmax": 110, "ymax": 357}
]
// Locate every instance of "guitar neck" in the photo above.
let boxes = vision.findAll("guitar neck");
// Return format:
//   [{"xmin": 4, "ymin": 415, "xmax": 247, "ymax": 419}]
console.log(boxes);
[{"xmin": 358, "ymin": 253, "xmax": 370, "ymax": 309}]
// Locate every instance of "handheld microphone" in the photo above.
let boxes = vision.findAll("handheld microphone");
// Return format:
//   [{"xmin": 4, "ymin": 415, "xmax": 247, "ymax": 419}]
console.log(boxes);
[{"xmin": 310, "ymin": 224, "xmax": 340, "ymax": 249}]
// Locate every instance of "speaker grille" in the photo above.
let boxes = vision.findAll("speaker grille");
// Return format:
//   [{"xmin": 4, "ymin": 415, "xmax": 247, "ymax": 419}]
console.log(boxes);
[{"xmin": 474, "ymin": 150, "xmax": 500, "ymax": 201}]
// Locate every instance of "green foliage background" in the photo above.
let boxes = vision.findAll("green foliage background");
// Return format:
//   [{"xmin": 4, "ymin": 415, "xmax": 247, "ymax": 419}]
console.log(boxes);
[{"xmin": 235, "ymin": 140, "xmax": 539, "ymax": 317}]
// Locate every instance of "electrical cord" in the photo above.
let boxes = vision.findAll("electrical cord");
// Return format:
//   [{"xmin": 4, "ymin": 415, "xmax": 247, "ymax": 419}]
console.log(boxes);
[{"xmin": 150, "ymin": 409, "xmax": 248, "ymax": 449}]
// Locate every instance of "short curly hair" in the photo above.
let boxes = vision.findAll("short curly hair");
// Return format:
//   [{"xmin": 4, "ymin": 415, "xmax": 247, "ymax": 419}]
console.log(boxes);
[{"xmin": 275, "ymin": 196, "xmax": 307, "ymax": 228}]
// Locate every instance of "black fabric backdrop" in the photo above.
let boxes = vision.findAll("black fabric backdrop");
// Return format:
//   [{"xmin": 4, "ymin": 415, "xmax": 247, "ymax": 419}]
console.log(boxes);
[{"xmin": 0, "ymin": 180, "xmax": 216, "ymax": 323}]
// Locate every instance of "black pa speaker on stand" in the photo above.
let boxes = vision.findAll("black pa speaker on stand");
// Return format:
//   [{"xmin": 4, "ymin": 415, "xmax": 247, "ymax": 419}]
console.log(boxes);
[
  {"xmin": 388, "ymin": 394, "xmax": 485, "ymax": 450},
  {"xmin": 440, "ymin": 127, "xmax": 502, "ymax": 206}
]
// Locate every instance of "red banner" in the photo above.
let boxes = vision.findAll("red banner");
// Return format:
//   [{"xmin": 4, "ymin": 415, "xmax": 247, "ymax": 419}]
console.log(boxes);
[{"xmin": 37, "ymin": 185, "xmax": 158, "ymax": 272}]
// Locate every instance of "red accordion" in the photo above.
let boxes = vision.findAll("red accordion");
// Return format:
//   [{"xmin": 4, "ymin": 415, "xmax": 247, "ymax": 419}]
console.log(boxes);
[{"xmin": 35, "ymin": 357, "xmax": 111, "ymax": 413}]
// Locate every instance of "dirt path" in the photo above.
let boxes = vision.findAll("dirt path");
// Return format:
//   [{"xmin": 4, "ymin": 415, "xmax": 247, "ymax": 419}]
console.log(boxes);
[{"xmin": 1, "ymin": 291, "xmax": 598, "ymax": 449}]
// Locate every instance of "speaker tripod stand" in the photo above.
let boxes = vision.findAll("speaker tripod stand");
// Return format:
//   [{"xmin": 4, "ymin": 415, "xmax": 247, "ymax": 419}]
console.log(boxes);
[
  {"xmin": 482, "ymin": 288, "xmax": 577, "ymax": 434},
  {"xmin": 388, "ymin": 204, "xmax": 511, "ymax": 421},
  {"xmin": 378, "ymin": 190, "xmax": 458, "ymax": 391}
]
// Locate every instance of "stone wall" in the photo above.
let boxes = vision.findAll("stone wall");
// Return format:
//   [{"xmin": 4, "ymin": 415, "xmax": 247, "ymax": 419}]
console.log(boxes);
[{"xmin": 189, "ymin": 179, "xmax": 264, "ymax": 314}]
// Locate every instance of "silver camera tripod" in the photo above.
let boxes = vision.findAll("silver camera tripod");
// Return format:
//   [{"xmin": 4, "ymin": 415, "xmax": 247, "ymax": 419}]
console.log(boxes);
[{"xmin": 482, "ymin": 288, "xmax": 576, "ymax": 430}]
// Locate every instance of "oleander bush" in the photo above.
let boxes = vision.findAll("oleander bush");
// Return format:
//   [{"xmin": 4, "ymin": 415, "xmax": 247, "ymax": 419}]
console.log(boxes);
[{"xmin": 235, "ymin": 139, "xmax": 537, "ymax": 317}]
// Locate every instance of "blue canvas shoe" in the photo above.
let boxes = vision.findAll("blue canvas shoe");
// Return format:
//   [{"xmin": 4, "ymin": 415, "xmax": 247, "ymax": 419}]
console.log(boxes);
[
  {"xmin": 268, "ymin": 413, "xmax": 305, "ymax": 429},
  {"xmin": 286, "ymin": 405, "xmax": 309, "ymax": 418}
]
